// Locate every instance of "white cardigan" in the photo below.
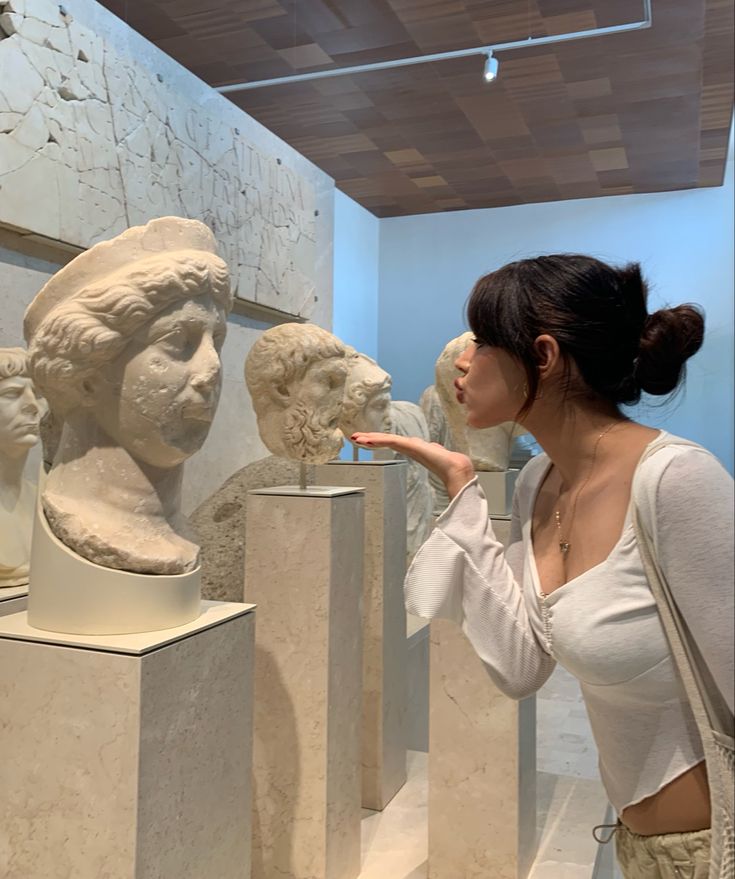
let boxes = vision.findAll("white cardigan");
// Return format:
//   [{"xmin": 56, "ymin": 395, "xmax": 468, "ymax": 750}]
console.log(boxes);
[{"xmin": 404, "ymin": 432, "xmax": 734, "ymax": 813}]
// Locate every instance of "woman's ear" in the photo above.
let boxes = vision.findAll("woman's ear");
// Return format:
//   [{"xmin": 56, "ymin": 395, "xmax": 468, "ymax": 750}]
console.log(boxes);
[{"xmin": 533, "ymin": 334, "xmax": 562, "ymax": 381}]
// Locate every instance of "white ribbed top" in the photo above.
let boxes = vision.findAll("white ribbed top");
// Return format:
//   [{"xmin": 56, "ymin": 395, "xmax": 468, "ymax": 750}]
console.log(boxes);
[{"xmin": 404, "ymin": 433, "xmax": 734, "ymax": 813}]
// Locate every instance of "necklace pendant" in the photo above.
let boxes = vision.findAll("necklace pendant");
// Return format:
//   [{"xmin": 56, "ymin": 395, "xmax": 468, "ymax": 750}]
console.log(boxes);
[{"xmin": 559, "ymin": 540, "xmax": 571, "ymax": 556}]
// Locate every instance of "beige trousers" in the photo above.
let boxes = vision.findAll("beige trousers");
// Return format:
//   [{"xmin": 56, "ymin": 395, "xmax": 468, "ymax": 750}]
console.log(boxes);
[{"xmin": 615, "ymin": 824, "xmax": 711, "ymax": 879}]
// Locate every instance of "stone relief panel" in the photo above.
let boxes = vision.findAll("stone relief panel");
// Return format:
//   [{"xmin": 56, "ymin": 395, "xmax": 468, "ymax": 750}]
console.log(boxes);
[{"xmin": 0, "ymin": 0, "xmax": 330, "ymax": 320}]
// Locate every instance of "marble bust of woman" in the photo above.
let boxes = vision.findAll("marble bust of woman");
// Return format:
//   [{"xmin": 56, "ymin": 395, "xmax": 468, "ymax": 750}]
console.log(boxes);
[
  {"xmin": 24, "ymin": 217, "xmax": 233, "ymax": 575},
  {"xmin": 0, "ymin": 347, "xmax": 42, "ymax": 587}
]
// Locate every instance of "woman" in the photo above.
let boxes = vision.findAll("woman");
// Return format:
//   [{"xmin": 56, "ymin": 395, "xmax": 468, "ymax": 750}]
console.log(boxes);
[{"xmin": 352, "ymin": 254, "xmax": 734, "ymax": 878}]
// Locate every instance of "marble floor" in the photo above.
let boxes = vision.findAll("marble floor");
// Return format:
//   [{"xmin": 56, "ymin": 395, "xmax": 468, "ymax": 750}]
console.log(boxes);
[
  {"xmin": 359, "ymin": 751, "xmax": 428, "ymax": 879},
  {"xmin": 359, "ymin": 666, "xmax": 615, "ymax": 879}
]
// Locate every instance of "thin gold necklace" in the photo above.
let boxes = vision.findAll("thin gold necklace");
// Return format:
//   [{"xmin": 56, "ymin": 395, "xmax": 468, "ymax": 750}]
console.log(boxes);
[{"xmin": 554, "ymin": 422, "xmax": 620, "ymax": 558}]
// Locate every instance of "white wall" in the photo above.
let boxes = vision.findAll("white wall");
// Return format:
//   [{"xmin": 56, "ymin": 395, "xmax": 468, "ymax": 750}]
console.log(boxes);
[
  {"xmin": 332, "ymin": 189, "xmax": 380, "ymax": 359},
  {"xmin": 378, "ymin": 159, "xmax": 735, "ymax": 472}
]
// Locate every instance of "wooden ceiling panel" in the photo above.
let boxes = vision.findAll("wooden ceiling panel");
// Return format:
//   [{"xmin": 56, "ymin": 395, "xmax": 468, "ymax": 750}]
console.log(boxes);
[{"xmin": 97, "ymin": 0, "xmax": 734, "ymax": 216}]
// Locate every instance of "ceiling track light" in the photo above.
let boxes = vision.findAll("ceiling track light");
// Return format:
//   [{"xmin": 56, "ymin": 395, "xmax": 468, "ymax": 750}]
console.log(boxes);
[
  {"xmin": 216, "ymin": 0, "xmax": 651, "ymax": 95},
  {"xmin": 483, "ymin": 51, "xmax": 499, "ymax": 83}
]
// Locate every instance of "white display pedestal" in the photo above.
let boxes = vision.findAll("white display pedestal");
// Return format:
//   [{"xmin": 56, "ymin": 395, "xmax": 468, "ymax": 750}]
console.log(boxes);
[
  {"xmin": 0, "ymin": 583, "xmax": 28, "ymax": 617},
  {"xmin": 0, "ymin": 601, "xmax": 255, "ymax": 879},
  {"xmin": 476, "ymin": 469, "xmax": 519, "ymax": 517},
  {"xmin": 428, "ymin": 518, "xmax": 537, "ymax": 879},
  {"xmin": 245, "ymin": 486, "xmax": 364, "ymax": 879},
  {"xmin": 28, "ymin": 492, "xmax": 201, "ymax": 635},
  {"xmin": 315, "ymin": 459, "xmax": 408, "ymax": 810}
]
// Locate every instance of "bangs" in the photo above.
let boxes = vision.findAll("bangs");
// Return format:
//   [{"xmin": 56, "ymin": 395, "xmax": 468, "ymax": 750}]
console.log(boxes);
[{"xmin": 466, "ymin": 264, "xmax": 524, "ymax": 349}]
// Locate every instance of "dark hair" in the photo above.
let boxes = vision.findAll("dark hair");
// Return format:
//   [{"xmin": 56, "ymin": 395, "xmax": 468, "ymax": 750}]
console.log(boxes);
[{"xmin": 466, "ymin": 254, "xmax": 704, "ymax": 414}]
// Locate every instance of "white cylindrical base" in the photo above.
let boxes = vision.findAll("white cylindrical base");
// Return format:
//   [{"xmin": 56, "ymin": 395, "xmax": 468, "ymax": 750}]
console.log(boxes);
[{"xmin": 28, "ymin": 496, "xmax": 201, "ymax": 635}]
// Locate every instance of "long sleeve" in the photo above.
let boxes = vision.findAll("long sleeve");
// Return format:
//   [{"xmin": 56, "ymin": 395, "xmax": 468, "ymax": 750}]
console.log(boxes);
[
  {"xmin": 404, "ymin": 473, "xmax": 556, "ymax": 699},
  {"xmin": 636, "ymin": 445, "xmax": 735, "ymax": 717}
]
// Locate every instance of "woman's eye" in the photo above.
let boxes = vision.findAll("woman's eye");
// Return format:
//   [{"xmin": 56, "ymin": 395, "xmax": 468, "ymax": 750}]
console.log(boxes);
[{"xmin": 471, "ymin": 337, "xmax": 486, "ymax": 348}]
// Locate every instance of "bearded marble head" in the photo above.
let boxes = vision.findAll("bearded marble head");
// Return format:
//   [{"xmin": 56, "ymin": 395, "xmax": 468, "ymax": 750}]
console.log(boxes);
[
  {"xmin": 435, "ymin": 331, "xmax": 518, "ymax": 471},
  {"xmin": 245, "ymin": 323, "xmax": 348, "ymax": 464},
  {"xmin": 339, "ymin": 348, "xmax": 392, "ymax": 439}
]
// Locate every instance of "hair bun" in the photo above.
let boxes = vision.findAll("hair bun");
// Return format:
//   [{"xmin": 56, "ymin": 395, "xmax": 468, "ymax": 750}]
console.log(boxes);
[{"xmin": 635, "ymin": 304, "xmax": 704, "ymax": 396}]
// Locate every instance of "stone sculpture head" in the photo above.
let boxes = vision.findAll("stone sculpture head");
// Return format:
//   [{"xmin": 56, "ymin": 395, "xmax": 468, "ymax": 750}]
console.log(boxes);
[
  {"xmin": 435, "ymin": 331, "xmax": 519, "ymax": 471},
  {"xmin": 245, "ymin": 323, "xmax": 348, "ymax": 464},
  {"xmin": 26, "ymin": 218, "xmax": 232, "ymax": 469},
  {"xmin": 23, "ymin": 217, "xmax": 233, "ymax": 574},
  {"xmin": 339, "ymin": 348, "xmax": 392, "ymax": 439},
  {"xmin": 0, "ymin": 347, "xmax": 43, "ymax": 588},
  {"xmin": 0, "ymin": 347, "xmax": 41, "ymax": 461}
]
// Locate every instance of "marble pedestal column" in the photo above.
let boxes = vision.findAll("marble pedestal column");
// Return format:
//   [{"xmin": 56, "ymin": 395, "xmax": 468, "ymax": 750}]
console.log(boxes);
[
  {"xmin": 315, "ymin": 460, "xmax": 408, "ymax": 810},
  {"xmin": 428, "ymin": 518, "xmax": 537, "ymax": 879},
  {"xmin": 245, "ymin": 486, "xmax": 364, "ymax": 879},
  {"xmin": 0, "ymin": 601, "xmax": 255, "ymax": 879},
  {"xmin": 476, "ymin": 469, "xmax": 519, "ymax": 517},
  {"xmin": 0, "ymin": 584, "xmax": 28, "ymax": 617}
]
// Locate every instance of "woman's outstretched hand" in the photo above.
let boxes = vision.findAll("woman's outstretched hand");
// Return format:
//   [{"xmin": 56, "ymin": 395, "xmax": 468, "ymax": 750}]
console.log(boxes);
[{"xmin": 350, "ymin": 432, "xmax": 474, "ymax": 500}]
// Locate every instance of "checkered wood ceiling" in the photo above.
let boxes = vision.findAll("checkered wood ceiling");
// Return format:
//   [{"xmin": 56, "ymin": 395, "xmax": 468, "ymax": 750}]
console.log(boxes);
[{"xmin": 99, "ymin": 0, "xmax": 733, "ymax": 217}]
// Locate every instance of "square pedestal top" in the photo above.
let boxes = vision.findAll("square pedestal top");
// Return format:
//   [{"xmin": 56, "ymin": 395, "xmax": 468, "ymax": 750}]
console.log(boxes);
[
  {"xmin": 249, "ymin": 485, "xmax": 364, "ymax": 498},
  {"xmin": 0, "ymin": 584, "xmax": 29, "ymax": 604},
  {"xmin": 0, "ymin": 600, "xmax": 255, "ymax": 655},
  {"xmin": 323, "ymin": 459, "xmax": 405, "ymax": 467}
]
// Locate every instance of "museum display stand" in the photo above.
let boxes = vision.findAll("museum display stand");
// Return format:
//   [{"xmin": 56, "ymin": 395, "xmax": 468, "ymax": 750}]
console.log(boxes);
[
  {"xmin": 0, "ymin": 584, "xmax": 28, "ymax": 617},
  {"xmin": 428, "ymin": 517, "xmax": 537, "ymax": 879},
  {"xmin": 0, "ymin": 600, "xmax": 256, "ymax": 879},
  {"xmin": 476, "ymin": 469, "xmax": 520, "ymax": 517},
  {"xmin": 315, "ymin": 459, "xmax": 408, "ymax": 811},
  {"xmin": 245, "ymin": 484, "xmax": 365, "ymax": 879},
  {"xmin": 27, "ymin": 489, "xmax": 201, "ymax": 635}
]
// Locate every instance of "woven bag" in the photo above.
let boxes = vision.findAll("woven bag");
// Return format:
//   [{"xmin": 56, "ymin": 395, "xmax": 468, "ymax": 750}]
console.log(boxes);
[{"xmin": 633, "ymin": 438, "xmax": 735, "ymax": 879}]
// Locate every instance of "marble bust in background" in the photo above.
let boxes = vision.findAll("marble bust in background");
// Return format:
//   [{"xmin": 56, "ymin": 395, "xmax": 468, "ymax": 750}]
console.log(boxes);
[
  {"xmin": 0, "ymin": 348, "xmax": 43, "ymax": 587},
  {"xmin": 419, "ymin": 384, "xmax": 452, "ymax": 514},
  {"xmin": 245, "ymin": 323, "xmax": 348, "ymax": 464},
  {"xmin": 339, "ymin": 348, "xmax": 392, "ymax": 451},
  {"xmin": 24, "ymin": 216, "xmax": 233, "ymax": 575},
  {"xmin": 435, "ymin": 331, "xmax": 522, "ymax": 471}
]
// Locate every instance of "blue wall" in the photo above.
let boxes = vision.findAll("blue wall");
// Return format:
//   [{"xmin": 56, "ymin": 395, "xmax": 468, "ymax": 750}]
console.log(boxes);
[
  {"xmin": 376, "ymin": 159, "xmax": 735, "ymax": 472},
  {"xmin": 332, "ymin": 188, "xmax": 380, "ymax": 359}
]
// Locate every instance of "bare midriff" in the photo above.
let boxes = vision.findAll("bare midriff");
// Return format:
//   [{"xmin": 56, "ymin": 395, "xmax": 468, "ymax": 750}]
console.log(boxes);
[{"xmin": 620, "ymin": 761, "xmax": 711, "ymax": 836}]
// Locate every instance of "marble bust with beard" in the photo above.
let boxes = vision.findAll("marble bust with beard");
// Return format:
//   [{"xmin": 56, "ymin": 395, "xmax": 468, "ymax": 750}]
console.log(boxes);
[{"xmin": 245, "ymin": 324, "xmax": 348, "ymax": 464}]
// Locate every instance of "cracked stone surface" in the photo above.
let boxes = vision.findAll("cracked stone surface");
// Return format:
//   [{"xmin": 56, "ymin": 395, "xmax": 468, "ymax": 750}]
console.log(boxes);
[{"xmin": 0, "ymin": 0, "xmax": 332, "ymax": 320}]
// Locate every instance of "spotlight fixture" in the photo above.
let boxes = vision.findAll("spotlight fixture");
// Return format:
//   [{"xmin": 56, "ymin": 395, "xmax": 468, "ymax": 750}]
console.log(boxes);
[{"xmin": 483, "ymin": 52, "xmax": 499, "ymax": 83}]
